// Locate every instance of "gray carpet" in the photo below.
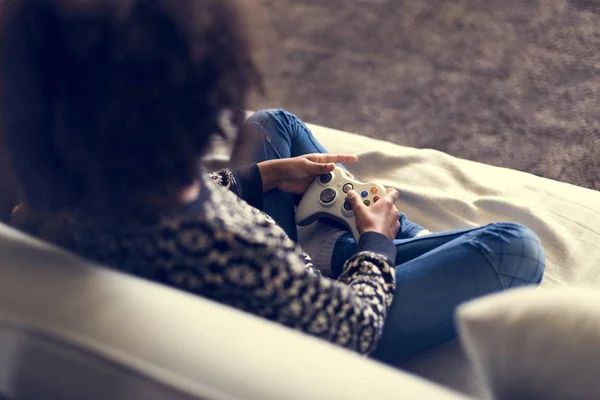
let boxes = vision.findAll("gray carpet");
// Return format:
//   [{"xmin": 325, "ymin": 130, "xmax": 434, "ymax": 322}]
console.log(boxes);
[{"xmin": 253, "ymin": 0, "xmax": 600, "ymax": 191}]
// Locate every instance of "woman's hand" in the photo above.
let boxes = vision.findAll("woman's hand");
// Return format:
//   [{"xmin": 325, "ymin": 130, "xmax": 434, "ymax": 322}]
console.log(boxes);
[
  {"xmin": 347, "ymin": 188, "xmax": 401, "ymax": 239},
  {"xmin": 258, "ymin": 154, "xmax": 358, "ymax": 194}
]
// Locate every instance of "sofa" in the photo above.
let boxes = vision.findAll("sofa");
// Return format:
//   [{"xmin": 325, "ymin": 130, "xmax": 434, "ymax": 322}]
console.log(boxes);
[{"xmin": 1, "ymin": 121, "xmax": 599, "ymax": 399}]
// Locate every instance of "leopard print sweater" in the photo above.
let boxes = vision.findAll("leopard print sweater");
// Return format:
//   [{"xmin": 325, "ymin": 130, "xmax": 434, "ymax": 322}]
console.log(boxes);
[{"xmin": 70, "ymin": 167, "xmax": 396, "ymax": 355}]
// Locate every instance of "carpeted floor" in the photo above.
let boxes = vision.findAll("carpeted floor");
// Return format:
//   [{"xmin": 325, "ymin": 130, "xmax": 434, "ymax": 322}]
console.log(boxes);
[{"xmin": 253, "ymin": 0, "xmax": 600, "ymax": 191}]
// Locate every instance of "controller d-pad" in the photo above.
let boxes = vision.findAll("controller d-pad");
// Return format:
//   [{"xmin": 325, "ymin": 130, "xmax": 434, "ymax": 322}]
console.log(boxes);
[
  {"xmin": 343, "ymin": 198, "xmax": 353, "ymax": 210},
  {"xmin": 319, "ymin": 188, "xmax": 337, "ymax": 204},
  {"xmin": 319, "ymin": 173, "xmax": 333, "ymax": 184}
]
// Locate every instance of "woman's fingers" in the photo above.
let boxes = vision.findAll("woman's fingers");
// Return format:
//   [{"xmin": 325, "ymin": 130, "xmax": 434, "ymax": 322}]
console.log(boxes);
[
  {"xmin": 384, "ymin": 188, "xmax": 400, "ymax": 203},
  {"xmin": 347, "ymin": 190, "xmax": 365, "ymax": 210},
  {"xmin": 314, "ymin": 161, "xmax": 336, "ymax": 173},
  {"xmin": 305, "ymin": 154, "xmax": 358, "ymax": 164}
]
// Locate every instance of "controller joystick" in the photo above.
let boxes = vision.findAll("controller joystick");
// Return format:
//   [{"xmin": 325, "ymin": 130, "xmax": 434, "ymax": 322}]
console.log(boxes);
[{"xmin": 319, "ymin": 173, "xmax": 333, "ymax": 184}]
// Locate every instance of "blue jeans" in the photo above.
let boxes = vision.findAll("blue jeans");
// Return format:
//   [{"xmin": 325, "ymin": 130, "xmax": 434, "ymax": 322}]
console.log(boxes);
[{"xmin": 246, "ymin": 109, "xmax": 546, "ymax": 363}]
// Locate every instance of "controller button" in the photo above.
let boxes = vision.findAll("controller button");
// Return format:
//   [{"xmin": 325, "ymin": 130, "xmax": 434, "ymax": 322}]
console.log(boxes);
[
  {"xmin": 371, "ymin": 187, "xmax": 379, "ymax": 194},
  {"xmin": 343, "ymin": 199, "xmax": 353, "ymax": 210},
  {"xmin": 373, "ymin": 196, "xmax": 381, "ymax": 203},
  {"xmin": 319, "ymin": 173, "xmax": 333, "ymax": 184},
  {"xmin": 319, "ymin": 188, "xmax": 337, "ymax": 204},
  {"xmin": 361, "ymin": 191, "xmax": 368, "ymax": 198},
  {"xmin": 363, "ymin": 200, "xmax": 371, "ymax": 206},
  {"xmin": 342, "ymin": 183, "xmax": 354, "ymax": 193}
]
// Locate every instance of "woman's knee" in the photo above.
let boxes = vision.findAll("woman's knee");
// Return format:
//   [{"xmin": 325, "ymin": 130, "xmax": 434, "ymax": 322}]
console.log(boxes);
[
  {"xmin": 473, "ymin": 222, "xmax": 546, "ymax": 289},
  {"xmin": 246, "ymin": 109, "xmax": 326, "ymax": 159},
  {"xmin": 246, "ymin": 108, "xmax": 296, "ymax": 132}
]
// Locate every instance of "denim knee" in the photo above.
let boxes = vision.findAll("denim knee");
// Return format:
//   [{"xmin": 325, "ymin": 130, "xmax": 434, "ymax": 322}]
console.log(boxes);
[
  {"xmin": 246, "ymin": 108, "xmax": 296, "ymax": 131},
  {"xmin": 470, "ymin": 222, "xmax": 546, "ymax": 289}
]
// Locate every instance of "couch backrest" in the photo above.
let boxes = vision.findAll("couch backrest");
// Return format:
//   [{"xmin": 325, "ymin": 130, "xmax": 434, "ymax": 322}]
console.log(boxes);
[{"xmin": 0, "ymin": 223, "xmax": 468, "ymax": 400}]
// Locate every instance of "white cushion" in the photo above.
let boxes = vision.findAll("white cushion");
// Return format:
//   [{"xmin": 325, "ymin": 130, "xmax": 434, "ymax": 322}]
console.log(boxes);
[{"xmin": 457, "ymin": 287, "xmax": 600, "ymax": 399}]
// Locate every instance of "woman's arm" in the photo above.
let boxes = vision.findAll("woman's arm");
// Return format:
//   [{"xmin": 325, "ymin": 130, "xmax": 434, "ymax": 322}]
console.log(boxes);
[
  {"xmin": 207, "ymin": 154, "xmax": 358, "ymax": 210},
  {"xmin": 208, "ymin": 165, "xmax": 265, "ymax": 210},
  {"xmin": 162, "ymin": 207, "xmax": 396, "ymax": 355},
  {"xmin": 246, "ymin": 234, "xmax": 396, "ymax": 355}
]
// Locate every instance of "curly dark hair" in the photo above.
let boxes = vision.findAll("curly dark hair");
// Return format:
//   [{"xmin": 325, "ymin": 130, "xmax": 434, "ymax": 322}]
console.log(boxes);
[{"xmin": 0, "ymin": 0, "xmax": 263, "ymax": 213}]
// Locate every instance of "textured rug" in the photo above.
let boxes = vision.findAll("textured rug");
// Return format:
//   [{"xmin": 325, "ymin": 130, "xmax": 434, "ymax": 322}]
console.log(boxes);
[{"xmin": 253, "ymin": 0, "xmax": 600, "ymax": 191}]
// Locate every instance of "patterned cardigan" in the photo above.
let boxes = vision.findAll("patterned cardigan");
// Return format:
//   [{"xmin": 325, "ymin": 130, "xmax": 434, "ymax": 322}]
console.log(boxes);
[{"xmin": 17, "ymin": 165, "xmax": 397, "ymax": 354}]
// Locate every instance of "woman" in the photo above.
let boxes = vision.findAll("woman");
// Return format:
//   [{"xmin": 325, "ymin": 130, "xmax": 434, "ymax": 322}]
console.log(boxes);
[
  {"xmin": 0, "ymin": 0, "xmax": 544, "ymax": 362},
  {"xmin": 244, "ymin": 109, "xmax": 545, "ymax": 361}
]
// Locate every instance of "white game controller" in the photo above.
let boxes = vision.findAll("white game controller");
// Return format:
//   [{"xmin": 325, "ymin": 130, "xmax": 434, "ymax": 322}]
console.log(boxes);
[{"xmin": 296, "ymin": 166, "xmax": 387, "ymax": 241}]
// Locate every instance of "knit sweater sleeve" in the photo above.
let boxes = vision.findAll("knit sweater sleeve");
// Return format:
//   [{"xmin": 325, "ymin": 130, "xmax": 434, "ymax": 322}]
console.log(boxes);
[
  {"xmin": 207, "ymin": 165, "xmax": 263, "ymax": 210},
  {"xmin": 161, "ymin": 206, "xmax": 396, "ymax": 355},
  {"xmin": 258, "ymin": 238, "xmax": 397, "ymax": 355},
  {"xmin": 197, "ymin": 170, "xmax": 396, "ymax": 353}
]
